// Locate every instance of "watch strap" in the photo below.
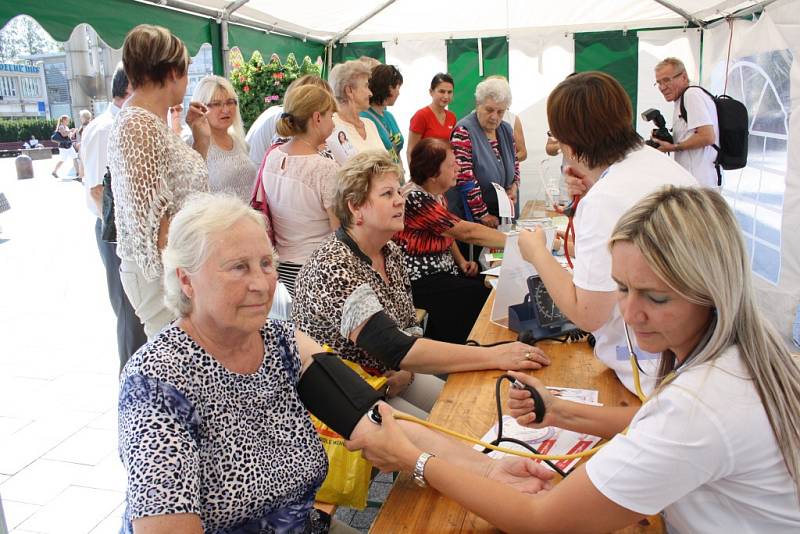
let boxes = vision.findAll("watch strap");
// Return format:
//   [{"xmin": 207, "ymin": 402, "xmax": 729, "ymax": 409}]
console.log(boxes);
[{"xmin": 413, "ymin": 452, "xmax": 435, "ymax": 487}]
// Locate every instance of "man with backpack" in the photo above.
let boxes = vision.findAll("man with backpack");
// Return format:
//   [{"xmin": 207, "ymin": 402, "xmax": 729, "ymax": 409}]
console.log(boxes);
[{"xmin": 652, "ymin": 57, "xmax": 720, "ymax": 188}]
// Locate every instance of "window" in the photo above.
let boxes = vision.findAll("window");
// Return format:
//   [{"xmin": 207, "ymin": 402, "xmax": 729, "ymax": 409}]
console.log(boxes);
[
  {"xmin": 0, "ymin": 76, "xmax": 17, "ymax": 97},
  {"xmin": 720, "ymin": 50, "xmax": 791, "ymax": 285},
  {"xmin": 21, "ymin": 77, "xmax": 40, "ymax": 98}
]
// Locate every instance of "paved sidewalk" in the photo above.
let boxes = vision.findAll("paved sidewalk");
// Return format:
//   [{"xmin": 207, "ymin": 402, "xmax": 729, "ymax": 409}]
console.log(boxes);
[{"xmin": 0, "ymin": 156, "xmax": 389, "ymax": 533}]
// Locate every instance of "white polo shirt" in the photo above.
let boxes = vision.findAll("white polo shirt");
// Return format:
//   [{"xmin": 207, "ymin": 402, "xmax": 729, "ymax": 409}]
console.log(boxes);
[
  {"xmin": 673, "ymin": 87, "xmax": 720, "ymax": 188},
  {"xmin": 246, "ymin": 105, "xmax": 283, "ymax": 167},
  {"xmin": 81, "ymin": 103, "xmax": 121, "ymax": 217},
  {"xmin": 587, "ymin": 345, "xmax": 800, "ymax": 533},
  {"xmin": 572, "ymin": 145, "xmax": 697, "ymax": 394}
]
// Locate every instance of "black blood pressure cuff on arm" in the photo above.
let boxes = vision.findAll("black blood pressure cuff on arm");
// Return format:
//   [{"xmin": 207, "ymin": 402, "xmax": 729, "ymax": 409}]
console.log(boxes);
[
  {"xmin": 355, "ymin": 311, "xmax": 417, "ymax": 371},
  {"xmin": 340, "ymin": 284, "xmax": 419, "ymax": 371},
  {"xmin": 297, "ymin": 353, "xmax": 383, "ymax": 439}
]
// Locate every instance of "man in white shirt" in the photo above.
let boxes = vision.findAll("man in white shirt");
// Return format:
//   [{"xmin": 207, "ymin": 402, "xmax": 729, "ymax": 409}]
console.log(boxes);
[
  {"xmin": 651, "ymin": 57, "xmax": 720, "ymax": 188},
  {"xmin": 81, "ymin": 65, "xmax": 146, "ymax": 371},
  {"xmin": 245, "ymin": 105, "xmax": 282, "ymax": 166}
]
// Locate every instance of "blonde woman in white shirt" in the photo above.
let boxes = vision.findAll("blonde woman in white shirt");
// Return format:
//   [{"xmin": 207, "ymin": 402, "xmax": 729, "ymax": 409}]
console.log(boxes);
[
  {"xmin": 263, "ymin": 84, "xmax": 340, "ymax": 297},
  {"xmin": 326, "ymin": 60, "xmax": 386, "ymax": 164},
  {"xmin": 109, "ymin": 24, "xmax": 210, "ymax": 339},
  {"xmin": 190, "ymin": 75, "xmax": 257, "ymax": 202},
  {"xmin": 349, "ymin": 186, "xmax": 800, "ymax": 533}
]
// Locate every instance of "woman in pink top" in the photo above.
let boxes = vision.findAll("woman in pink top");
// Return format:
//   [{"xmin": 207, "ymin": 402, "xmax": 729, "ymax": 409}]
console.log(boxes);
[
  {"xmin": 406, "ymin": 73, "xmax": 457, "ymax": 165},
  {"xmin": 263, "ymin": 85, "xmax": 340, "ymax": 297}
]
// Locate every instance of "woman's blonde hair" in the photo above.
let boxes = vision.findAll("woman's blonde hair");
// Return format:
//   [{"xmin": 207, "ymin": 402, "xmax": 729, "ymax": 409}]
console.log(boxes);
[
  {"xmin": 609, "ymin": 185, "xmax": 800, "ymax": 496},
  {"xmin": 328, "ymin": 60, "xmax": 371, "ymax": 105},
  {"xmin": 162, "ymin": 193, "xmax": 269, "ymax": 317},
  {"xmin": 123, "ymin": 24, "xmax": 189, "ymax": 89},
  {"xmin": 192, "ymin": 75, "xmax": 247, "ymax": 152},
  {"xmin": 333, "ymin": 150, "xmax": 402, "ymax": 229},
  {"xmin": 275, "ymin": 84, "xmax": 336, "ymax": 138}
]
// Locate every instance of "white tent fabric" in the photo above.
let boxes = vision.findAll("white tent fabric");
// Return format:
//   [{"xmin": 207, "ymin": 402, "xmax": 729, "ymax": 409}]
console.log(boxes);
[
  {"xmin": 166, "ymin": 0, "xmax": 766, "ymax": 42},
  {"xmin": 171, "ymin": 0, "xmax": 798, "ymax": 345}
]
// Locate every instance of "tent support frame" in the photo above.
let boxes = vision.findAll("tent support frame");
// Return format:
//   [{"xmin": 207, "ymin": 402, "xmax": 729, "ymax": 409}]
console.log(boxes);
[{"xmin": 328, "ymin": 0, "xmax": 397, "ymax": 46}]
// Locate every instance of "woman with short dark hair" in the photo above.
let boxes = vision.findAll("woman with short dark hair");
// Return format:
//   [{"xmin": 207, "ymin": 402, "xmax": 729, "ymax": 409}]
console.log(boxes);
[
  {"xmin": 361, "ymin": 64, "xmax": 404, "ymax": 167},
  {"xmin": 393, "ymin": 138, "xmax": 505, "ymax": 343},
  {"xmin": 406, "ymin": 73, "xmax": 456, "ymax": 166}
]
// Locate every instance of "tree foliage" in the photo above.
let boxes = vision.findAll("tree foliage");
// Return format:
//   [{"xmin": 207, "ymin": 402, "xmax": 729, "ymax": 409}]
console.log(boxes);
[{"xmin": 0, "ymin": 16, "xmax": 61, "ymax": 63}]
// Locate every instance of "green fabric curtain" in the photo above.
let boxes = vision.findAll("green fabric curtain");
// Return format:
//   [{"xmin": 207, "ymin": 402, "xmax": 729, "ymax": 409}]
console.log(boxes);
[
  {"xmin": 446, "ymin": 36, "xmax": 509, "ymax": 121},
  {"xmin": 227, "ymin": 24, "xmax": 325, "ymax": 65},
  {"xmin": 2, "ymin": 0, "xmax": 212, "ymax": 54},
  {"xmin": 574, "ymin": 30, "xmax": 639, "ymax": 122},
  {"xmin": 331, "ymin": 41, "xmax": 385, "ymax": 65}
]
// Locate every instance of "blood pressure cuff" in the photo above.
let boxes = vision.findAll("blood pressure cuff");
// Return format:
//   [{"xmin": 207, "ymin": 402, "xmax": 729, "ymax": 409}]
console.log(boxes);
[
  {"xmin": 297, "ymin": 353, "xmax": 383, "ymax": 439},
  {"xmin": 340, "ymin": 284, "xmax": 419, "ymax": 371}
]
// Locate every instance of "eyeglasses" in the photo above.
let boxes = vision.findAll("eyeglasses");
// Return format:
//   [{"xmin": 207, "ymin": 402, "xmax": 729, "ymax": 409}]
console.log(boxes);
[
  {"xmin": 207, "ymin": 98, "xmax": 238, "ymax": 109},
  {"xmin": 654, "ymin": 72, "xmax": 684, "ymax": 87}
]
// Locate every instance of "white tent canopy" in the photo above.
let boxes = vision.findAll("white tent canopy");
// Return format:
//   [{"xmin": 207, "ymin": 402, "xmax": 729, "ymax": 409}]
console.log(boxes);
[{"xmin": 157, "ymin": 0, "xmax": 769, "ymax": 42}]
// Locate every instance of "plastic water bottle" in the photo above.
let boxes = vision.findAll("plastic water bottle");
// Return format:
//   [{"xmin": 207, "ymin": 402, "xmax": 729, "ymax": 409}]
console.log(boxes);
[
  {"xmin": 547, "ymin": 176, "xmax": 560, "ymax": 207},
  {"xmin": 793, "ymin": 304, "xmax": 800, "ymax": 349}
]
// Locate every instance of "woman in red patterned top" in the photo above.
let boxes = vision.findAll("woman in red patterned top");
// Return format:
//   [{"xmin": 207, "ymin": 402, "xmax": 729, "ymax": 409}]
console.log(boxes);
[
  {"xmin": 394, "ymin": 138, "xmax": 506, "ymax": 343},
  {"xmin": 406, "ymin": 73, "xmax": 457, "ymax": 167}
]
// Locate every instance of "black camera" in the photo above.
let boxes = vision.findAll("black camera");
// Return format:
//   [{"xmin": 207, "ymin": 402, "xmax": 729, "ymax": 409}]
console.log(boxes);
[{"xmin": 641, "ymin": 108, "xmax": 674, "ymax": 148}]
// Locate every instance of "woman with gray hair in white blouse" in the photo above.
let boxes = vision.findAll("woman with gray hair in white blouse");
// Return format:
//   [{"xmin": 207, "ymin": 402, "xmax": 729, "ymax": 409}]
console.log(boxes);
[{"xmin": 188, "ymin": 75, "xmax": 257, "ymax": 202}]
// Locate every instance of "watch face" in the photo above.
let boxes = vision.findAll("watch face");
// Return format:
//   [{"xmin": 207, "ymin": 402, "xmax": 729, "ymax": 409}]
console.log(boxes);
[{"xmin": 529, "ymin": 276, "xmax": 567, "ymax": 328}]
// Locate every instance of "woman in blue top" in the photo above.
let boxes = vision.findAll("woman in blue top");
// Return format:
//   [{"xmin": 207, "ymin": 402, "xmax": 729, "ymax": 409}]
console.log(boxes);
[{"xmin": 361, "ymin": 64, "xmax": 404, "ymax": 169}]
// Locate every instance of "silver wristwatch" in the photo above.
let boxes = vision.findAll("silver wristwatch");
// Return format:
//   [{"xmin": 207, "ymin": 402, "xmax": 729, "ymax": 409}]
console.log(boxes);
[{"xmin": 412, "ymin": 452, "xmax": 435, "ymax": 487}]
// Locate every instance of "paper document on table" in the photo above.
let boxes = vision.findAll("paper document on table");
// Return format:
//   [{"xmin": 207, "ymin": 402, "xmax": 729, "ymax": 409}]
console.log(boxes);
[
  {"xmin": 477, "ymin": 387, "xmax": 602, "ymax": 473},
  {"xmin": 490, "ymin": 231, "xmax": 556, "ymax": 327},
  {"xmin": 481, "ymin": 266, "xmax": 502, "ymax": 276},
  {"xmin": 492, "ymin": 183, "xmax": 515, "ymax": 219}
]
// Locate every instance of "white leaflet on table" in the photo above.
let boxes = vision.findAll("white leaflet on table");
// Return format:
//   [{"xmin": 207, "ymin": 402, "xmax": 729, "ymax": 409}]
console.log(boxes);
[
  {"xmin": 490, "ymin": 231, "xmax": 556, "ymax": 327},
  {"xmin": 492, "ymin": 182, "xmax": 514, "ymax": 219},
  {"xmin": 476, "ymin": 415, "xmax": 603, "ymax": 473},
  {"xmin": 480, "ymin": 266, "xmax": 502, "ymax": 276}
]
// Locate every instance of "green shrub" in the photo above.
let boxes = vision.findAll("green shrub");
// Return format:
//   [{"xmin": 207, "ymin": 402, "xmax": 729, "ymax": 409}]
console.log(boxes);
[
  {"xmin": 0, "ymin": 118, "xmax": 68, "ymax": 142},
  {"xmin": 229, "ymin": 50, "xmax": 322, "ymax": 130}
]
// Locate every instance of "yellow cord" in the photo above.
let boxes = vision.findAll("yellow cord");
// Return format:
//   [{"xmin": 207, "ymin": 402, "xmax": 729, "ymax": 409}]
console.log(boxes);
[
  {"xmin": 391, "ymin": 359, "xmax": 649, "ymax": 461},
  {"xmin": 392, "ymin": 412, "xmax": 607, "ymax": 460}
]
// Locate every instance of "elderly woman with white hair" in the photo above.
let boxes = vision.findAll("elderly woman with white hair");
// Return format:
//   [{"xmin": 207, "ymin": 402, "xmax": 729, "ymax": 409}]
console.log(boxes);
[
  {"xmin": 188, "ymin": 75, "xmax": 256, "ymax": 202},
  {"xmin": 325, "ymin": 60, "xmax": 386, "ymax": 164},
  {"xmin": 118, "ymin": 192, "xmax": 556, "ymax": 533},
  {"xmin": 448, "ymin": 77, "xmax": 520, "ymax": 228}
]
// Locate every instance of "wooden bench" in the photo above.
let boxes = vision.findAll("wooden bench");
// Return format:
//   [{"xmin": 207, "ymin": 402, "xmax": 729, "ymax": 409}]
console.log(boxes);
[{"xmin": 0, "ymin": 140, "xmax": 59, "ymax": 158}]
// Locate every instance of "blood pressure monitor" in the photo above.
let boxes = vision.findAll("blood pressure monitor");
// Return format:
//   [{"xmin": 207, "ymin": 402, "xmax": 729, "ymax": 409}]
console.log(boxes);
[{"xmin": 508, "ymin": 275, "xmax": 576, "ymax": 340}]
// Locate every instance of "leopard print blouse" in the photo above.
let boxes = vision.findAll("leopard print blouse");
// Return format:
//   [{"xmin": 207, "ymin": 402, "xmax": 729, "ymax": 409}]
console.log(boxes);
[
  {"xmin": 292, "ymin": 229, "xmax": 418, "ymax": 375},
  {"xmin": 118, "ymin": 320, "xmax": 328, "ymax": 533}
]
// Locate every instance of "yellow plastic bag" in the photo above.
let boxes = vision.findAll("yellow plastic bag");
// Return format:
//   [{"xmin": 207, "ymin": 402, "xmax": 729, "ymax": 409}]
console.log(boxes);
[{"xmin": 312, "ymin": 359, "xmax": 386, "ymax": 510}]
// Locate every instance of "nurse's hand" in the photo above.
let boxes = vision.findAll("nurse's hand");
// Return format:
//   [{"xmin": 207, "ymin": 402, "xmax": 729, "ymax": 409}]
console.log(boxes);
[
  {"xmin": 346, "ymin": 404, "xmax": 421, "ymax": 473},
  {"xmin": 563, "ymin": 165, "xmax": 589, "ymax": 197},
  {"xmin": 485, "ymin": 456, "xmax": 555, "ymax": 494},
  {"xmin": 480, "ymin": 214, "xmax": 500, "ymax": 228},
  {"xmin": 518, "ymin": 227, "xmax": 549, "ymax": 264},
  {"xmin": 506, "ymin": 371, "xmax": 559, "ymax": 429}
]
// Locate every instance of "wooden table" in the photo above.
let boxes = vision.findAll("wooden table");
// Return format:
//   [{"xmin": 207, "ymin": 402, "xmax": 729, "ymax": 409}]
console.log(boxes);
[{"xmin": 370, "ymin": 293, "xmax": 664, "ymax": 533}]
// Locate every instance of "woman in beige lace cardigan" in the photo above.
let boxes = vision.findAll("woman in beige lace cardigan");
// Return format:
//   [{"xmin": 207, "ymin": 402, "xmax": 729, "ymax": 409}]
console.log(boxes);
[{"xmin": 108, "ymin": 24, "xmax": 210, "ymax": 339}]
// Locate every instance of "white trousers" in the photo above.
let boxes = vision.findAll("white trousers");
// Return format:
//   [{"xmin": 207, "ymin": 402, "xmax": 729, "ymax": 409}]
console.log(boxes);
[{"xmin": 119, "ymin": 259, "xmax": 176, "ymax": 340}]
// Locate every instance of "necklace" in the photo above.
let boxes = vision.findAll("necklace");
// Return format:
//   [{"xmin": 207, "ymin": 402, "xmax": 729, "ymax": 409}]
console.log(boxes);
[{"xmin": 294, "ymin": 136, "xmax": 318, "ymax": 152}]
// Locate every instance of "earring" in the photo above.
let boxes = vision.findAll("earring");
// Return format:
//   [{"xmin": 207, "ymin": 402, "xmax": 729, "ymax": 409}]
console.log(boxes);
[{"xmin": 356, "ymin": 216, "xmax": 364, "ymax": 225}]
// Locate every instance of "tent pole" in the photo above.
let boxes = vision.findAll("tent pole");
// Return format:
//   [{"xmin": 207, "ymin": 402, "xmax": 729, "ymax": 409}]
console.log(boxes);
[
  {"xmin": 651, "ymin": 0, "xmax": 704, "ymax": 28},
  {"xmin": 327, "ymin": 0, "xmax": 397, "ymax": 46},
  {"xmin": 704, "ymin": 0, "xmax": 779, "ymax": 29},
  {"xmin": 221, "ymin": 0, "xmax": 250, "ymax": 77}
]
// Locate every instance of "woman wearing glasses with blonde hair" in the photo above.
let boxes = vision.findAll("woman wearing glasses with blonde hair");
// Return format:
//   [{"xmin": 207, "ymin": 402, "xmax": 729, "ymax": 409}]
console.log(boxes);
[{"xmin": 189, "ymin": 75, "xmax": 256, "ymax": 202}]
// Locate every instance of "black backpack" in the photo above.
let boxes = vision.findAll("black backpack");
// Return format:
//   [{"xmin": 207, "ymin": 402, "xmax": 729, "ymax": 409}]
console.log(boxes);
[
  {"xmin": 101, "ymin": 166, "xmax": 117, "ymax": 242},
  {"xmin": 679, "ymin": 86, "xmax": 749, "ymax": 186}
]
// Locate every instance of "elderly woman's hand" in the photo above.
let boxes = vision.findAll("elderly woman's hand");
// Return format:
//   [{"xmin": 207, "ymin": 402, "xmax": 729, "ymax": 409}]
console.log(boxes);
[
  {"xmin": 484, "ymin": 456, "xmax": 555, "ymax": 494},
  {"xmin": 506, "ymin": 371, "xmax": 560, "ymax": 429},
  {"xmin": 384, "ymin": 370, "xmax": 414, "ymax": 398},
  {"xmin": 506, "ymin": 183, "xmax": 519, "ymax": 204},
  {"xmin": 458, "ymin": 260, "xmax": 480, "ymax": 277},
  {"xmin": 518, "ymin": 227, "xmax": 549, "ymax": 265},
  {"xmin": 480, "ymin": 214, "xmax": 500, "ymax": 228},
  {"xmin": 346, "ymin": 403, "xmax": 422, "ymax": 473},
  {"xmin": 490, "ymin": 342, "xmax": 550, "ymax": 371}
]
